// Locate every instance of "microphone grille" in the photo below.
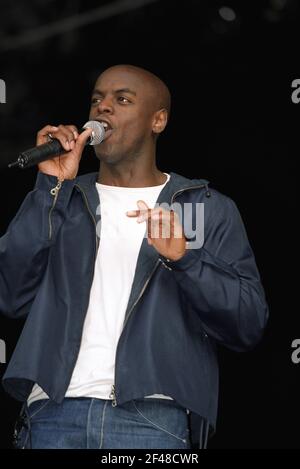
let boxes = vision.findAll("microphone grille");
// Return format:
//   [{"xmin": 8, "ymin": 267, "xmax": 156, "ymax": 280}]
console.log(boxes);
[{"xmin": 83, "ymin": 120, "xmax": 105, "ymax": 145}]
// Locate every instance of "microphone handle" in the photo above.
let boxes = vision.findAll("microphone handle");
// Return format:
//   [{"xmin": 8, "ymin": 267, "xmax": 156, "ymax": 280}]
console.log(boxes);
[
  {"xmin": 8, "ymin": 123, "xmax": 100, "ymax": 170},
  {"xmin": 17, "ymin": 139, "xmax": 63, "ymax": 169}
]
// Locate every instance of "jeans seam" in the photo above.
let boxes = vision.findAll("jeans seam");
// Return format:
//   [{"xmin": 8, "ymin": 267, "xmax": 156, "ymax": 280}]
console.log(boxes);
[
  {"xmin": 87, "ymin": 398, "xmax": 94, "ymax": 449},
  {"xmin": 17, "ymin": 427, "xmax": 29, "ymax": 449},
  {"xmin": 99, "ymin": 400, "xmax": 108, "ymax": 449},
  {"xmin": 132, "ymin": 400, "xmax": 187, "ymax": 443},
  {"xmin": 28, "ymin": 399, "xmax": 50, "ymax": 419}
]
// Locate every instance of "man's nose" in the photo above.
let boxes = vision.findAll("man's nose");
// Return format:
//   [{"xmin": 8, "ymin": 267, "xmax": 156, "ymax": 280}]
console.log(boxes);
[{"xmin": 97, "ymin": 97, "xmax": 113, "ymax": 114}]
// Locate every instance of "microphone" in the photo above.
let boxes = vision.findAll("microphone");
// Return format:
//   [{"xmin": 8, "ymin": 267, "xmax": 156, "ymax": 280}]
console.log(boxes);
[{"xmin": 8, "ymin": 120, "xmax": 105, "ymax": 169}]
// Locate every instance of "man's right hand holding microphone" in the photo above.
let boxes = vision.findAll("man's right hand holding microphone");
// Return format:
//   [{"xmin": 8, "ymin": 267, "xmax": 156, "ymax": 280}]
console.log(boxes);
[{"xmin": 36, "ymin": 124, "xmax": 93, "ymax": 180}]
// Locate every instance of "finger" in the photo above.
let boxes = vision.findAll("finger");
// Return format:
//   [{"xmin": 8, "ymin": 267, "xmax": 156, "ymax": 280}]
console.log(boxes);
[
  {"xmin": 37, "ymin": 126, "xmax": 60, "ymax": 147},
  {"xmin": 38, "ymin": 125, "xmax": 59, "ymax": 136},
  {"xmin": 170, "ymin": 209, "xmax": 175, "ymax": 239},
  {"xmin": 75, "ymin": 127, "xmax": 93, "ymax": 149},
  {"xmin": 46, "ymin": 127, "xmax": 73, "ymax": 151},
  {"xmin": 137, "ymin": 200, "xmax": 149, "ymax": 208},
  {"xmin": 126, "ymin": 200, "xmax": 150, "ymax": 221},
  {"xmin": 165, "ymin": 210, "xmax": 179, "ymax": 239},
  {"xmin": 170, "ymin": 210, "xmax": 183, "ymax": 239},
  {"xmin": 54, "ymin": 134, "xmax": 70, "ymax": 152},
  {"xmin": 137, "ymin": 200, "xmax": 149, "ymax": 211},
  {"xmin": 140, "ymin": 207, "xmax": 165, "ymax": 223},
  {"xmin": 147, "ymin": 208, "xmax": 163, "ymax": 239},
  {"xmin": 149, "ymin": 209, "xmax": 163, "ymax": 239},
  {"xmin": 56, "ymin": 125, "xmax": 78, "ymax": 151},
  {"xmin": 139, "ymin": 208, "xmax": 151, "ymax": 224},
  {"xmin": 65, "ymin": 125, "xmax": 79, "ymax": 140},
  {"xmin": 51, "ymin": 125, "xmax": 79, "ymax": 151},
  {"xmin": 159, "ymin": 208, "xmax": 163, "ymax": 238},
  {"xmin": 135, "ymin": 200, "xmax": 149, "ymax": 222},
  {"xmin": 37, "ymin": 125, "xmax": 59, "ymax": 143},
  {"xmin": 152, "ymin": 209, "xmax": 172, "ymax": 239},
  {"xmin": 65, "ymin": 125, "xmax": 79, "ymax": 148},
  {"xmin": 126, "ymin": 209, "xmax": 141, "ymax": 217}
]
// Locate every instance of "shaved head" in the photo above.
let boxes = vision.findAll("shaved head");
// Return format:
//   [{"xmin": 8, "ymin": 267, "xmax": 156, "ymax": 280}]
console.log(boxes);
[
  {"xmin": 99, "ymin": 64, "xmax": 171, "ymax": 118},
  {"xmin": 89, "ymin": 64, "xmax": 171, "ymax": 164}
]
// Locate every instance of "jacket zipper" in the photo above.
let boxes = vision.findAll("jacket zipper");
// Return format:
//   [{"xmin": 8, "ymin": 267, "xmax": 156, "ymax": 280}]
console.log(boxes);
[
  {"xmin": 74, "ymin": 184, "xmax": 99, "ymax": 252},
  {"xmin": 68, "ymin": 184, "xmax": 100, "ymax": 398},
  {"xmin": 49, "ymin": 179, "xmax": 63, "ymax": 240},
  {"xmin": 111, "ymin": 183, "xmax": 206, "ymax": 406},
  {"xmin": 170, "ymin": 183, "xmax": 206, "ymax": 205},
  {"xmin": 110, "ymin": 258, "xmax": 161, "ymax": 407}
]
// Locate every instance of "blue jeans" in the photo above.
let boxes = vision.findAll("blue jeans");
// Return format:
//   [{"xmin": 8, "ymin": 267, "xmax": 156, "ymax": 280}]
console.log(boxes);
[{"xmin": 14, "ymin": 397, "xmax": 192, "ymax": 449}]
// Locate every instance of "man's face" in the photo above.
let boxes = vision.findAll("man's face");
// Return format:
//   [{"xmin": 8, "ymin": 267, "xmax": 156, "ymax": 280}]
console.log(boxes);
[{"xmin": 89, "ymin": 67, "xmax": 156, "ymax": 163}]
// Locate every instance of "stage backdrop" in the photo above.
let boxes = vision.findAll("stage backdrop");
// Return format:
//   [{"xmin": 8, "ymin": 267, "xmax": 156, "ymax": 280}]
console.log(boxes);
[{"xmin": 0, "ymin": 0, "xmax": 299, "ymax": 449}]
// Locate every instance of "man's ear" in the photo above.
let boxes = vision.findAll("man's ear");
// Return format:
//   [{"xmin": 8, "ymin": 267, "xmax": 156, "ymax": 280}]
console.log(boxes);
[{"xmin": 152, "ymin": 108, "xmax": 168, "ymax": 136}]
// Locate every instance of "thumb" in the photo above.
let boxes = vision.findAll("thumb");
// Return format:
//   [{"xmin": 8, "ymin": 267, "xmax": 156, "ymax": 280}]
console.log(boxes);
[
  {"xmin": 137, "ymin": 200, "xmax": 149, "ymax": 211},
  {"xmin": 76, "ymin": 128, "xmax": 93, "ymax": 147}
]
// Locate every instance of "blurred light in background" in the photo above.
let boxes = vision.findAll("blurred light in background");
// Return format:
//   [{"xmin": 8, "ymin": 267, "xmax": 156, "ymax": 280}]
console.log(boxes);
[
  {"xmin": 264, "ymin": 0, "xmax": 290, "ymax": 23},
  {"xmin": 1, "ymin": 0, "xmax": 300, "ymax": 161},
  {"xmin": 270, "ymin": 0, "xmax": 288, "ymax": 10},
  {"xmin": 209, "ymin": 5, "xmax": 239, "ymax": 38},
  {"xmin": 218, "ymin": 6, "xmax": 236, "ymax": 22},
  {"xmin": 0, "ymin": 0, "xmax": 160, "ymax": 53}
]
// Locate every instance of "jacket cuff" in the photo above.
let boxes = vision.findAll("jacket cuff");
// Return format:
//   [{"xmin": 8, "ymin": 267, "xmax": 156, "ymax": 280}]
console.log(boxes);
[
  {"xmin": 34, "ymin": 171, "xmax": 76, "ymax": 193},
  {"xmin": 159, "ymin": 247, "xmax": 201, "ymax": 271}
]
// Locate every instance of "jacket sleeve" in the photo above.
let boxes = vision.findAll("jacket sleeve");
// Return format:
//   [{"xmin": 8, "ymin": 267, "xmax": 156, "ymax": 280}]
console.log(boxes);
[
  {"xmin": 0, "ymin": 172, "xmax": 76, "ymax": 319},
  {"xmin": 161, "ymin": 191, "xmax": 269, "ymax": 351}
]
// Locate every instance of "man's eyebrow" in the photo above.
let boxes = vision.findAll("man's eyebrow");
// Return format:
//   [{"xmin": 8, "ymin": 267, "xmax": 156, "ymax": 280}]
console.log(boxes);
[
  {"xmin": 115, "ymin": 88, "xmax": 136, "ymax": 96},
  {"xmin": 92, "ymin": 88, "xmax": 137, "ymax": 96}
]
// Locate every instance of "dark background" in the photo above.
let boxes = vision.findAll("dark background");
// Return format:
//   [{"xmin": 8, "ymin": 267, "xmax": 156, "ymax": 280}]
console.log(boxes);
[{"xmin": 0, "ymin": 0, "xmax": 299, "ymax": 449}]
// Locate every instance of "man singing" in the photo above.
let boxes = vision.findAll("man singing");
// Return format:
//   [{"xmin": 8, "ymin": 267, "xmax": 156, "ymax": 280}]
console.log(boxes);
[{"xmin": 0, "ymin": 64, "xmax": 269, "ymax": 449}]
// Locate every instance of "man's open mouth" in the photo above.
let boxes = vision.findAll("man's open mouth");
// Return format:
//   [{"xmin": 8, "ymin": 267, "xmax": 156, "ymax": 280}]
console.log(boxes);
[{"xmin": 98, "ymin": 120, "xmax": 113, "ymax": 132}]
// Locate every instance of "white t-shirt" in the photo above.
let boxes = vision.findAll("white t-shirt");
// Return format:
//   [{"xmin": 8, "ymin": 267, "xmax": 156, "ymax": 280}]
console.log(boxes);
[{"xmin": 28, "ymin": 173, "xmax": 172, "ymax": 406}]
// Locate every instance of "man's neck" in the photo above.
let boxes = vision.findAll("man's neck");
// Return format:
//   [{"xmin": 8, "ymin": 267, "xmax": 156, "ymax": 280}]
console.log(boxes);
[{"xmin": 97, "ymin": 164, "xmax": 167, "ymax": 188}]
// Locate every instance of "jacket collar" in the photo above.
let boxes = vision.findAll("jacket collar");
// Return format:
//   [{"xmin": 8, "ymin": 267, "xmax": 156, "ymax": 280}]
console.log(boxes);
[
  {"xmin": 75, "ymin": 171, "xmax": 209, "ymax": 212},
  {"xmin": 75, "ymin": 171, "xmax": 209, "ymax": 323}
]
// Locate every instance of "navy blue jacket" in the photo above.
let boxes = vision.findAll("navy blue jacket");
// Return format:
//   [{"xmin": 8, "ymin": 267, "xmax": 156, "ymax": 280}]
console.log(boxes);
[{"xmin": 0, "ymin": 171, "xmax": 269, "ymax": 446}]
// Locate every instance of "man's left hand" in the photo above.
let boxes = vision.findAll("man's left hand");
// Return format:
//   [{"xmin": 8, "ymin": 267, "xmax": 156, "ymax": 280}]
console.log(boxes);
[{"xmin": 126, "ymin": 200, "xmax": 187, "ymax": 261}]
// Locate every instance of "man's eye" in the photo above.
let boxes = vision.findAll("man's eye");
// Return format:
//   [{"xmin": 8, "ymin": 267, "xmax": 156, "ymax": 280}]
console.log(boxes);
[
  {"xmin": 118, "ymin": 96, "xmax": 130, "ymax": 103},
  {"xmin": 91, "ymin": 98, "xmax": 101, "ymax": 104}
]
